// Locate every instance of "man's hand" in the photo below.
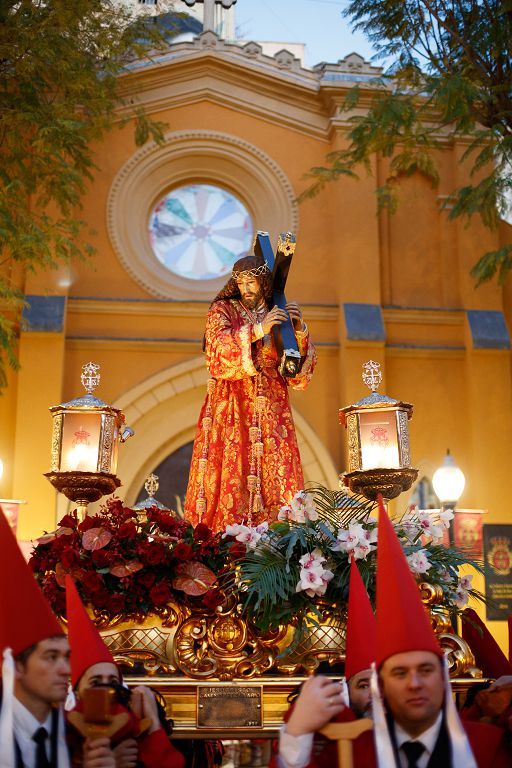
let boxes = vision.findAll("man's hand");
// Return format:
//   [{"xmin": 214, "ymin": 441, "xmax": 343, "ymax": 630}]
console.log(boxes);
[
  {"xmin": 131, "ymin": 685, "xmax": 161, "ymax": 734},
  {"xmin": 113, "ymin": 738, "xmax": 138, "ymax": 768},
  {"xmin": 261, "ymin": 306, "xmax": 289, "ymax": 335},
  {"xmin": 286, "ymin": 675, "xmax": 348, "ymax": 737},
  {"xmin": 285, "ymin": 301, "xmax": 306, "ymax": 332},
  {"xmin": 83, "ymin": 737, "xmax": 116, "ymax": 768}
]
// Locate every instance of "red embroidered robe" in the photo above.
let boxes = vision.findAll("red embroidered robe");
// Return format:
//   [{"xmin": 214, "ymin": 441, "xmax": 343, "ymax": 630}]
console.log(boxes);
[{"xmin": 184, "ymin": 299, "xmax": 316, "ymax": 531}]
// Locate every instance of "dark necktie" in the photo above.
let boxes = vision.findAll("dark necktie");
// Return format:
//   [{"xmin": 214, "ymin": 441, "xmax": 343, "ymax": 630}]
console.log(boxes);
[
  {"xmin": 32, "ymin": 726, "xmax": 51, "ymax": 768},
  {"xmin": 402, "ymin": 740, "xmax": 425, "ymax": 768}
]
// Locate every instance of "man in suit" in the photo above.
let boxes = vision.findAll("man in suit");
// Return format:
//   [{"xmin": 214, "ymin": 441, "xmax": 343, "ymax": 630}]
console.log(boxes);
[
  {"xmin": 0, "ymin": 510, "xmax": 113, "ymax": 768},
  {"xmin": 274, "ymin": 499, "xmax": 510, "ymax": 767}
]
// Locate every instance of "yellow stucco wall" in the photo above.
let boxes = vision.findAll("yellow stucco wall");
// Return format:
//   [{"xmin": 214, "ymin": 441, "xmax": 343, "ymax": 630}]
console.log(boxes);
[{"xmin": 1, "ymin": 42, "xmax": 511, "ymax": 653}]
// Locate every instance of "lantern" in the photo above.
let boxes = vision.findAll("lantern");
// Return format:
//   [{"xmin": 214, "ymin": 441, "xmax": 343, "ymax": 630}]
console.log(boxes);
[
  {"xmin": 339, "ymin": 361, "xmax": 418, "ymax": 500},
  {"xmin": 45, "ymin": 362, "xmax": 134, "ymax": 518}
]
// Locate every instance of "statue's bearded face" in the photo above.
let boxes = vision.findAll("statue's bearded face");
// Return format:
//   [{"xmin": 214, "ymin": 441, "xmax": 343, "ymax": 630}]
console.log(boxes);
[{"xmin": 236, "ymin": 274, "xmax": 264, "ymax": 310}]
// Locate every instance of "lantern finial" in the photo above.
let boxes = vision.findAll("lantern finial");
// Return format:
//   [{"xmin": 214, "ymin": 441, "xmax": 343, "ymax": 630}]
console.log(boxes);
[
  {"xmin": 145, "ymin": 473, "xmax": 159, "ymax": 497},
  {"xmin": 362, "ymin": 360, "xmax": 382, "ymax": 393},
  {"xmin": 81, "ymin": 362, "xmax": 101, "ymax": 395}
]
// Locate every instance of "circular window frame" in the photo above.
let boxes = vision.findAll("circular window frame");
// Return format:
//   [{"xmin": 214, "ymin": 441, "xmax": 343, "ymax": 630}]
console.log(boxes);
[{"xmin": 107, "ymin": 130, "xmax": 299, "ymax": 300}]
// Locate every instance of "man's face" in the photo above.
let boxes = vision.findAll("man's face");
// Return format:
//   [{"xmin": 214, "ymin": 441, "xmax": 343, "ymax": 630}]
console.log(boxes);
[
  {"xmin": 15, "ymin": 637, "xmax": 70, "ymax": 708},
  {"xmin": 379, "ymin": 650, "xmax": 444, "ymax": 736},
  {"xmin": 236, "ymin": 274, "xmax": 263, "ymax": 310},
  {"xmin": 77, "ymin": 661, "xmax": 120, "ymax": 697},
  {"xmin": 348, "ymin": 669, "xmax": 372, "ymax": 718}
]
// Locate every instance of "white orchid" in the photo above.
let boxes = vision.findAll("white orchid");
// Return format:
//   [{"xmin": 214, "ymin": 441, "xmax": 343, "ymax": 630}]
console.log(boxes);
[
  {"xmin": 332, "ymin": 522, "xmax": 377, "ymax": 560},
  {"xmin": 279, "ymin": 491, "xmax": 319, "ymax": 523},
  {"xmin": 223, "ymin": 522, "xmax": 268, "ymax": 550},
  {"xmin": 296, "ymin": 548, "xmax": 334, "ymax": 597},
  {"xmin": 406, "ymin": 549, "xmax": 432, "ymax": 574},
  {"xmin": 452, "ymin": 584, "xmax": 471, "ymax": 609},
  {"xmin": 458, "ymin": 573, "xmax": 473, "ymax": 591}
]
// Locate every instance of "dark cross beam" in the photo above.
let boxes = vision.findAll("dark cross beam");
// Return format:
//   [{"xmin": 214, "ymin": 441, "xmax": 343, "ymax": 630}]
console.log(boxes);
[{"xmin": 254, "ymin": 231, "xmax": 302, "ymax": 378}]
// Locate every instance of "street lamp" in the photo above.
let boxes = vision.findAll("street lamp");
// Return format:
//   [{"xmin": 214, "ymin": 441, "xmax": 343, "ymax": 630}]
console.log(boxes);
[
  {"xmin": 432, "ymin": 450, "xmax": 465, "ymax": 506},
  {"xmin": 432, "ymin": 450, "xmax": 466, "ymax": 545}
]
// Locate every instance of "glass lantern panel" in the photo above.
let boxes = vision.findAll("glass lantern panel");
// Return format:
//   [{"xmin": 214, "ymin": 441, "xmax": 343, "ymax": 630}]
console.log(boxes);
[
  {"xmin": 60, "ymin": 412, "xmax": 101, "ymax": 472},
  {"xmin": 358, "ymin": 410, "xmax": 400, "ymax": 469}
]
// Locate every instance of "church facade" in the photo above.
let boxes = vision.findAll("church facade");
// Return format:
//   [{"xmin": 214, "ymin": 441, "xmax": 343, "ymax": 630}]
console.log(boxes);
[{"xmin": 1, "ymin": 30, "xmax": 511, "ymax": 648}]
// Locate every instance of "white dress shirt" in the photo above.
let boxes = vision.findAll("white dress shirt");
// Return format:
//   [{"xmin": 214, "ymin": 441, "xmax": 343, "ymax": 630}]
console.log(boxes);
[
  {"xmin": 278, "ymin": 712, "xmax": 444, "ymax": 768},
  {"xmin": 11, "ymin": 699, "xmax": 70, "ymax": 768},
  {"xmin": 394, "ymin": 712, "xmax": 443, "ymax": 768},
  {"xmin": 12, "ymin": 698, "xmax": 52, "ymax": 767}
]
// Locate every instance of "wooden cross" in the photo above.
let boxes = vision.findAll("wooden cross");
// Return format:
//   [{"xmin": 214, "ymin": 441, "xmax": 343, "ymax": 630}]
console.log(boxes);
[
  {"xmin": 181, "ymin": 0, "xmax": 238, "ymax": 33},
  {"xmin": 320, "ymin": 719, "xmax": 373, "ymax": 768},
  {"xmin": 254, "ymin": 231, "xmax": 302, "ymax": 378}
]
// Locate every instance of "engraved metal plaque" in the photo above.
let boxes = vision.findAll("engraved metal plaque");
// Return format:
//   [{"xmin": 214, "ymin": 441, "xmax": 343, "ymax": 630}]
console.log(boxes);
[{"xmin": 197, "ymin": 685, "xmax": 263, "ymax": 728}]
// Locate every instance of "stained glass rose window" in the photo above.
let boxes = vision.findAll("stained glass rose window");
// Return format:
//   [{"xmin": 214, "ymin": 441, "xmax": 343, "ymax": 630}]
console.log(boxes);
[{"xmin": 149, "ymin": 184, "xmax": 253, "ymax": 281}]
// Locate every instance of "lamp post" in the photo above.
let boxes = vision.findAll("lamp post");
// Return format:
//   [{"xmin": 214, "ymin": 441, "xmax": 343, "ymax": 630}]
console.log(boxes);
[
  {"xmin": 339, "ymin": 361, "xmax": 418, "ymax": 501},
  {"xmin": 432, "ymin": 450, "xmax": 466, "ymax": 545},
  {"xmin": 45, "ymin": 362, "xmax": 134, "ymax": 519}
]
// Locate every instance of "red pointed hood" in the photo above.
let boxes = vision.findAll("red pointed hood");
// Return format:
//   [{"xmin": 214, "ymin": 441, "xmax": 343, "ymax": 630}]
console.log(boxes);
[
  {"xmin": 0, "ymin": 510, "xmax": 63, "ymax": 656},
  {"xmin": 344, "ymin": 557, "xmax": 376, "ymax": 680},
  {"xmin": 376, "ymin": 495, "xmax": 442, "ymax": 667},
  {"xmin": 65, "ymin": 575, "xmax": 116, "ymax": 688},
  {"xmin": 462, "ymin": 608, "xmax": 512, "ymax": 678}
]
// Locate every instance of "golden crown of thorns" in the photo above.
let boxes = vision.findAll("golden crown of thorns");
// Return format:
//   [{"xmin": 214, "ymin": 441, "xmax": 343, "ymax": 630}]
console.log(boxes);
[{"xmin": 232, "ymin": 263, "xmax": 271, "ymax": 279}]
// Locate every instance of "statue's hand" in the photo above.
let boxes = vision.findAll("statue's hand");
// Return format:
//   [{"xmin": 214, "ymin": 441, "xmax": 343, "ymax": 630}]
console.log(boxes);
[
  {"xmin": 285, "ymin": 301, "xmax": 306, "ymax": 332},
  {"xmin": 261, "ymin": 306, "xmax": 288, "ymax": 335}
]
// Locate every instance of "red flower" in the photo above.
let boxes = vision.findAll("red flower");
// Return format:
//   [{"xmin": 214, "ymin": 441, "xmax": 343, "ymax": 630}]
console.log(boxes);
[
  {"xmin": 194, "ymin": 523, "xmax": 212, "ymax": 542},
  {"xmin": 78, "ymin": 515, "xmax": 103, "ymax": 532},
  {"xmin": 229, "ymin": 541, "xmax": 247, "ymax": 560},
  {"xmin": 138, "ymin": 541, "xmax": 166, "ymax": 566},
  {"xmin": 58, "ymin": 514, "xmax": 77, "ymax": 529},
  {"xmin": 117, "ymin": 521, "xmax": 137, "ymax": 540},
  {"xmin": 91, "ymin": 550, "xmax": 112, "ymax": 568},
  {"xmin": 173, "ymin": 543, "xmax": 194, "ymax": 561},
  {"xmin": 106, "ymin": 594, "xmax": 126, "ymax": 615},
  {"xmin": 149, "ymin": 582, "xmax": 172, "ymax": 606},
  {"xmin": 81, "ymin": 571, "xmax": 105, "ymax": 595},
  {"xmin": 60, "ymin": 547, "xmax": 80, "ymax": 569},
  {"xmin": 137, "ymin": 571, "xmax": 157, "ymax": 589},
  {"xmin": 202, "ymin": 589, "xmax": 224, "ymax": 611}
]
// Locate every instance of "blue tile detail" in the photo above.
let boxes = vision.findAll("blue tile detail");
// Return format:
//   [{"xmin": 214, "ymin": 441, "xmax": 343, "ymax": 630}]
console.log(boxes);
[
  {"xmin": 22, "ymin": 295, "xmax": 66, "ymax": 332},
  {"xmin": 467, "ymin": 310, "xmax": 511, "ymax": 350},
  {"xmin": 344, "ymin": 303, "xmax": 385, "ymax": 341}
]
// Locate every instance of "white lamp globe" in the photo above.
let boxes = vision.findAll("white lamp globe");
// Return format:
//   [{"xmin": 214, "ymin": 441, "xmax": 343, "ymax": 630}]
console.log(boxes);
[{"xmin": 432, "ymin": 450, "xmax": 466, "ymax": 504}]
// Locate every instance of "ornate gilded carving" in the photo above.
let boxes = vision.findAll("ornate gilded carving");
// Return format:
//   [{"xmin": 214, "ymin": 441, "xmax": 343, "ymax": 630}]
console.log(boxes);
[
  {"xmin": 438, "ymin": 633, "xmax": 482, "ymax": 678},
  {"xmin": 397, "ymin": 410, "xmax": 411, "ymax": 467},
  {"xmin": 346, "ymin": 413, "xmax": 360, "ymax": 472},
  {"xmin": 50, "ymin": 413, "xmax": 63, "ymax": 471},
  {"xmin": 100, "ymin": 415, "xmax": 116, "ymax": 473},
  {"xmin": 173, "ymin": 601, "xmax": 280, "ymax": 681},
  {"xmin": 342, "ymin": 467, "xmax": 418, "ymax": 501},
  {"xmin": 44, "ymin": 471, "xmax": 120, "ymax": 505}
]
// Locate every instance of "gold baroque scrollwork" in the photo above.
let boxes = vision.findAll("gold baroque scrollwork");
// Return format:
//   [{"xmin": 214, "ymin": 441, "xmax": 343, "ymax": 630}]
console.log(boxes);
[
  {"xmin": 51, "ymin": 414, "xmax": 63, "ymax": 471},
  {"xmin": 438, "ymin": 633, "xmax": 482, "ymax": 679}
]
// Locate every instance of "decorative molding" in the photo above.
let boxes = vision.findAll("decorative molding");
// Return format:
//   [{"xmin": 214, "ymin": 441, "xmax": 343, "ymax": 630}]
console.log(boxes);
[{"xmin": 107, "ymin": 130, "xmax": 299, "ymax": 300}]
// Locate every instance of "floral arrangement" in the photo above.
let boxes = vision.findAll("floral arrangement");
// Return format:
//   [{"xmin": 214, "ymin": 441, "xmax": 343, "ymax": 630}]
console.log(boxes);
[
  {"xmin": 30, "ymin": 497, "xmax": 229, "ymax": 621},
  {"xmin": 221, "ymin": 487, "xmax": 485, "ymax": 635},
  {"xmin": 30, "ymin": 488, "xmax": 484, "ymax": 637}
]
